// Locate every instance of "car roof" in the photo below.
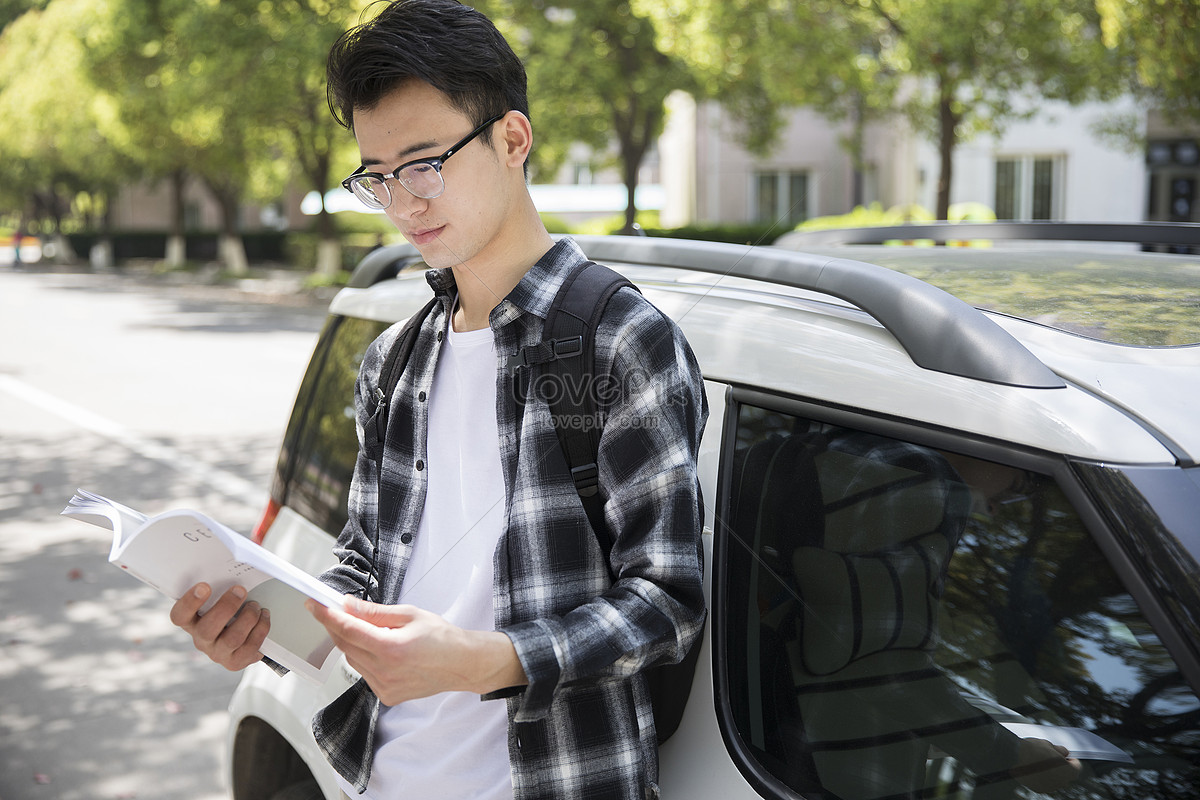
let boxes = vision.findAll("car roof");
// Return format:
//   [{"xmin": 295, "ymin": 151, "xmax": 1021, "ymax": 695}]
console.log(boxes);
[
  {"xmin": 336, "ymin": 234, "xmax": 1198, "ymax": 466},
  {"xmin": 771, "ymin": 242, "xmax": 1200, "ymax": 348}
]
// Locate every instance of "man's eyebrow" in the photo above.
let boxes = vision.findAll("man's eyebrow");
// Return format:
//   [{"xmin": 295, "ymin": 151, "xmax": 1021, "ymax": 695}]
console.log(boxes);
[{"xmin": 361, "ymin": 138, "xmax": 442, "ymax": 168}]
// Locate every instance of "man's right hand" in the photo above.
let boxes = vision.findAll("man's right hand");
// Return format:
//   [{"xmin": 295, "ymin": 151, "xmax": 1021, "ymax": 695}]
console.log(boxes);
[{"xmin": 169, "ymin": 583, "xmax": 270, "ymax": 671}]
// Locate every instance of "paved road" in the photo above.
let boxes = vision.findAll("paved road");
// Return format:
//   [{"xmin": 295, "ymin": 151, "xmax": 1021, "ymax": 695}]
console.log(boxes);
[{"xmin": 0, "ymin": 264, "xmax": 328, "ymax": 800}]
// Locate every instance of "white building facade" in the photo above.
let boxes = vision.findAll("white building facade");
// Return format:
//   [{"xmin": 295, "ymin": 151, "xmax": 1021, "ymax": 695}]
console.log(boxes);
[{"xmin": 658, "ymin": 91, "xmax": 1198, "ymax": 231}]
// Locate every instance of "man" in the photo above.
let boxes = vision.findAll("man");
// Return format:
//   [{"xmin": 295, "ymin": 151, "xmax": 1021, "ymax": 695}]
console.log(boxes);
[{"xmin": 169, "ymin": 1, "xmax": 708, "ymax": 798}]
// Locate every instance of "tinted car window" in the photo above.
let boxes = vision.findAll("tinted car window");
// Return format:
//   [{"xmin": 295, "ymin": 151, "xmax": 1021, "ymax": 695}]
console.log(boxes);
[
  {"xmin": 718, "ymin": 402, "xmax": 1200, "ymax": 799},
  {"xmin": 278, "ymin": 315, "xmax": 388, "ymax": 536}
]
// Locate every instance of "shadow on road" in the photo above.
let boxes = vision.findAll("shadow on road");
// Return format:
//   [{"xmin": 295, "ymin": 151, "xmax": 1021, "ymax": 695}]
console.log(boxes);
[
  {"xmin": 0, "ymin": 427, "xmax": 282, "ymax": 800},
  {"xmin": 24, "ymin": 268, "xmax": 329, "ymax": 336}
]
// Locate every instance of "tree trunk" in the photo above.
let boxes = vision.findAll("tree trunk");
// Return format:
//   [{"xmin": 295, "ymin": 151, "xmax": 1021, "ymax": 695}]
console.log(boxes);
[
  {"xmin": 615, "ymin": 110, "xmax": 653, "ymax": 236},
  {"xmin": 165, "ymin": 169, "xmax": 187, "ymax": 269},
  {"xmin": 313, "ymin": 205, "xmax": 341, "ymax": 277},
  {"xmin": 90, "ymin": 195, "xmax": 115, "ymax": 271},
  {"xmin": 295, "ymin": 138, "xmax": 342, "ymax": 275},
  {"xmin": 621, "ymin": 152, "xmax": 640, "ymax": 235},
  {"xmin": 219, "ymin": 233, "xmax": 249, "ymax": 276},
  {"xmin": 936, "ymin": 80, "xmax": 958, "ymax": 222},
  {"xmin": 851, "ymin": 93, "xmax": 866, "ymax": 208},
  {"xmin": 207, "ymin": 179, "xmax": 248, "ymax": 275},
  {"xmin": 35, "ymin": 189, "xmax": 77, "ymax": 263}
]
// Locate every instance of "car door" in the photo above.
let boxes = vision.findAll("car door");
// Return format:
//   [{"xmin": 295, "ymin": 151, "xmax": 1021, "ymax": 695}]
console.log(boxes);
[{"xmin": 706, "ymin": 389, "xmax": 1200, "ymax": 800}]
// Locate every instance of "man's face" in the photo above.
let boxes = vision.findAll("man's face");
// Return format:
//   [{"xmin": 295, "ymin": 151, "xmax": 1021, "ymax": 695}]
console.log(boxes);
[{"xmin": 353, "ymin": 80, "xmax": 512, "ymax": 269}]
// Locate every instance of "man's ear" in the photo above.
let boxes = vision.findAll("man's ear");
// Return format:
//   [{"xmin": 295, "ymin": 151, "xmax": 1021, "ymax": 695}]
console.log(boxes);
[{"xmin": 498, "ymin": 111, "xmax": 534, "ymax": 169}]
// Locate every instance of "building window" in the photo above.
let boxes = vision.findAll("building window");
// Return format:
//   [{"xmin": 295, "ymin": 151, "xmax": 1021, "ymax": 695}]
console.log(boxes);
[
  {"xmin": 994, "ymin": 156, "xmax": 1062, "ymax": 220},
  {"xmin": 1146, "ymin": 139, "xmax": 1200, "ymax": 227},
  {"xmin": 754, "ymin": 171, "xmax": 809, "ymax": 226}
]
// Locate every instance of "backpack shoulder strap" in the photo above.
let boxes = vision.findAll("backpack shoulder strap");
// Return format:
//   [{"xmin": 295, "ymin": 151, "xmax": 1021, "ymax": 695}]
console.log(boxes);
[
  {"xmin": 367, "ymin": 296, "xmax": 439, "ymax": 455},
  {"xmin": 544, "ymin": 261, "xmax": 637, "ymax": 557}
]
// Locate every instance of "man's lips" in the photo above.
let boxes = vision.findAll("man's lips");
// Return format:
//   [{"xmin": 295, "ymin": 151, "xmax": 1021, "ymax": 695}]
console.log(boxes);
[{"xmin": 407, "ymin": 226, "xmax": 445, "ymax": 246}]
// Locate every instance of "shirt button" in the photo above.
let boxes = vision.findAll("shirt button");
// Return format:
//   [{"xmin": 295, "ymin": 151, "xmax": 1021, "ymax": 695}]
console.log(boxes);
[
  {"xmin": 415, "ymin": 459, "xmax": 424, "ymax": 471},
  {"xmin": 437, "ymin": 331, "xmax": 444, "ymax": 342},
  {"xmin": 418, "ymin": 391, "xmax": 427, "ymax": 402},
  {"xmin": 400, "ymin": 532, "xmax": 413, "ymax": 545}
]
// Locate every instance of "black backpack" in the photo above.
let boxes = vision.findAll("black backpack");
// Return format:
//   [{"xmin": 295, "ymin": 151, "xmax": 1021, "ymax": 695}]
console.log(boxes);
[{"xmin": 364, "ymin": 259, "xmax": 701, "ymax": 744}]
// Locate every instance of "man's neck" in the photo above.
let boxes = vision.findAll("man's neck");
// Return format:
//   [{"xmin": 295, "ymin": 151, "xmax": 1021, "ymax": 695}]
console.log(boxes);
[{"xmin": 450, "ymin": 216, "xmax": 554, "ymax": 333}]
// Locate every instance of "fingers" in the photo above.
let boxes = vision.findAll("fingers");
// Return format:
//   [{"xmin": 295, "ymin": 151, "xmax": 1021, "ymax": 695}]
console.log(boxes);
[
  {"xmin": 169, "ymin": 583, "xmax": 212, "ymax": 628},
  {"xmin": 344, "ymin": 597, "xmax": 417, "ymax": 628},
  {"xmin": 224, "ymin": 606, "xmax": 271, "ymax": 668},
  {"xmin": 306, "ymin": 600, "xmax": 376, "ymax": 651},
  {"xmin": 1012, "ymin": 737, "xmax": 1082, "ymax": 792},
  {"xmin": 193, "ymin": 586, "xmax": 250, "ymax": 641},
  {"xmin": 169, "ymin": 584, "xmax": 268, "ymax": 671}
]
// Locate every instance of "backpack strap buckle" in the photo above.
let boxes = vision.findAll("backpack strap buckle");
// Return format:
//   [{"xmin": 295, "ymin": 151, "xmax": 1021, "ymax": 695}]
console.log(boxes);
[
  {"xmin": 570, "ymin": 463, "xmax": 600, "ymax": 497},
  {"xmin": 505, "ymin": 335, "xmax": 584, "ymax": 375}
]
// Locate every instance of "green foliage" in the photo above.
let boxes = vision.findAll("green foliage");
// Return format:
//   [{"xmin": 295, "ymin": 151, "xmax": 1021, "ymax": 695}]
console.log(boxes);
[
  {"xmin": 796, "ymin": 202, "xmax": 997, "ymax": 232},
  {"xmin": 539, "ymin": 213, "xmax": 575, "ymax": 235},
  {"xmin": 641, "ymin": 222, "xmax": 781, "ymax": 245},
  {"xmin": 1097, "ymin": 0, "xmax": 1200, "ymax": 123},
  {"xmin": 302, "ymin": 269, "xmax": 353, "ymax": 289},
  {"xmin": 0, "ymin": 0, "xmax": 134, "ymax": 228},
  {"xmin": 570, "ymin": 209, "xmax": 662, "ymax": 236},
  {"xmin": 0, "ymin": 0, "xmax": 365, "ymax": 265},
  {"xmin": 483, "ymin": 0, "xmax": 696, "ymax": 231}
]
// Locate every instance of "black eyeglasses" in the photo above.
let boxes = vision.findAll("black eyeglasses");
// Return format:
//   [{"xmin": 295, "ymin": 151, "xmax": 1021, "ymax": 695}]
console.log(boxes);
[{"xmin": 341, "ymin": 113, "xmax": 507, "ymax": 209}]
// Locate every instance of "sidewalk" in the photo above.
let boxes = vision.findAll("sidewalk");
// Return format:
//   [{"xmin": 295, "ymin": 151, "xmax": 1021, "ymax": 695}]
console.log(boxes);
[{"xmin": 4, "ymin": 258, "xmax": 337, "ymax": 309}]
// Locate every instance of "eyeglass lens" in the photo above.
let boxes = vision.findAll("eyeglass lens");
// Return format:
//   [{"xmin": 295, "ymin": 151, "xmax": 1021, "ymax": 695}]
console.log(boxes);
[{"xmin": 350, "ymin": 161, "xmax": 444, "ymax": 208}]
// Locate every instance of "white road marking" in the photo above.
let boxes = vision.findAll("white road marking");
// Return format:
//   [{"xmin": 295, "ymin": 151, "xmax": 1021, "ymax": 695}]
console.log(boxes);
[{"xmin": 0, "ymin": 374, "xmax": 263, "ymax": 506}]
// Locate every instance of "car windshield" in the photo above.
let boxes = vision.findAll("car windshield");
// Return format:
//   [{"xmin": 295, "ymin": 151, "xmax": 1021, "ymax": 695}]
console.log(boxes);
[{"xmin": 810, "ymin": 245, "xmax": 1200, "ymax": 347}]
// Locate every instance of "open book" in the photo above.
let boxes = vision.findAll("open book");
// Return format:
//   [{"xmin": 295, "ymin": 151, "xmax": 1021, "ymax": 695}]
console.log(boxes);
[{"xmin": 62, "ymin": 489, "xmax": 344, "ymax": 684}]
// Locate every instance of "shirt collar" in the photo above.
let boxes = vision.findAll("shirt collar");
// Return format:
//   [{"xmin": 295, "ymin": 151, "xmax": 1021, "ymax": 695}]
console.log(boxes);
[{"xmin": 421, "ymin": 237, "xmax": 587, "ymax": 327}]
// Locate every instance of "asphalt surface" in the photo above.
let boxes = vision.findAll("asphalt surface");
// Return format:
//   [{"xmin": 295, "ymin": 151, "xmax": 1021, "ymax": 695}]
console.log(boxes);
[{"xmin": 0, "ymin": 260, "xmax": 329, "ymax": 800}]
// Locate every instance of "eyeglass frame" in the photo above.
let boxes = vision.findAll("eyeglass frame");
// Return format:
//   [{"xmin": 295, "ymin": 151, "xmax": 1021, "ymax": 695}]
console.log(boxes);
[{"xmin": 341, "ymin": 112, "xmax": 508, "ymax": 208}]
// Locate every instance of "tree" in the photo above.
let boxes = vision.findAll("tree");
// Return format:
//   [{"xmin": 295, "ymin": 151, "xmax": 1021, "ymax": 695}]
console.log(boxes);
[
  {"xmin": 80, "ymin": 0, "xmax": 361, "ymax": 275},
  {"xmin": 79, "ymin": 0, "xmax": 199, "ymax": 268},
  {"xmin": 0, "ymin": 0, "xmax": 134, "ymax": 260},
  {"xmin": 155, "ymin": 0, "xmax": 363, "ymax": 275},
  {"xmin": 234, "ymin": 0, "xmax": 367, "ymax": 275},
  {"xmin": 649, "ymin": 0, "xmax": 1123, "ymax": 220},
  {"xmin": 486, "ymin": 0, "xmax": 697, "ymax": 233},
  {"xmin": 1097, "ymin": 0, "xmax": 1200, "ymax": 124}
]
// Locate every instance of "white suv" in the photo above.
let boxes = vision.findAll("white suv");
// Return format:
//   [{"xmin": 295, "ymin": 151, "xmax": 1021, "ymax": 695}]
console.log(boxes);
[{"xmin": 229, "ymin": 227, "xmax": 1200, "ymax": 800}]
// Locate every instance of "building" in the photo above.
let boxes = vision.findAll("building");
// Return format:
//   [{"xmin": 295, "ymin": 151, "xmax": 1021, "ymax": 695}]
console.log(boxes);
[{"xmin": 657, "ymin": 91, "xmax": 1199, "ymax": 230}]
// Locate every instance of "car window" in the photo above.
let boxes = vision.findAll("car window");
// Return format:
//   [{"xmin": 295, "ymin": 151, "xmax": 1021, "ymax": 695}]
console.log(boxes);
[
  {"xmin": 718, "ymin": 402, "xmax": 1200, "ymax": 799},
  {"xmin": 278, "ymin": 315, "xmax": 388, "ymax": 536}
]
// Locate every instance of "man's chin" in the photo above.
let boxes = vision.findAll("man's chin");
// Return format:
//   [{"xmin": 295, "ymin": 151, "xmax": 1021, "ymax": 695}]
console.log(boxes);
[{"xmin": 406, "ymin": 236, "xmax": 459, "ymax": 268}]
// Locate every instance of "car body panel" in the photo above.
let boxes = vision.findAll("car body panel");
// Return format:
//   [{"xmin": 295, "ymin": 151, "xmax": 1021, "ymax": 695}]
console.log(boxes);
[
  {"xmin": 233, "ymin": 231, "xmax": 1200, "ymax": 800},
  {"xmin": 227, "ymin": 506, "xmax": 355, "ymax": 800},
  {"xmin": 330, "ymin": 270, "xmax": 1175, "ymax": 466},
  {"xmin": 989, "ymin": 316, "xmax": 1200, "ymax": 463}
]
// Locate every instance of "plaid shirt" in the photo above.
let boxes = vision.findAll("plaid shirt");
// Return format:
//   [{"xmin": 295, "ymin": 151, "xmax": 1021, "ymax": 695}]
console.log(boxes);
[{"xmin": 314, "ymin": 239, "xmax": 709, "ymax": 799}]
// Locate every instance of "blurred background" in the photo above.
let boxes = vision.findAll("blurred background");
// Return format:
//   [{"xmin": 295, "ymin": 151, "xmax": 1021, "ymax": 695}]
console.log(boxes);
[{"xmin": 0, "ymin": 0, "xmax": 1197, "ymax": 279}]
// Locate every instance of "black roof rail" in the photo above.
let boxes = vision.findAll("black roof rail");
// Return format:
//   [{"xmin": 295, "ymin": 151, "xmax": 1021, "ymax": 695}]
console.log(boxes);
[
  {"xmin": 774, "ymin": 220, "xmax": 1200, "ymax": 247},
  {"xmin": 344, "ymin": 234, "xmax": 1065, "ymax": 389},
  {"xmin": 572, "ymin": 235, "xmax": 1065, "ymax": 389},
  {"xmin": 346, "ymin": 243, "xmax": 423, "ymax": 288}
]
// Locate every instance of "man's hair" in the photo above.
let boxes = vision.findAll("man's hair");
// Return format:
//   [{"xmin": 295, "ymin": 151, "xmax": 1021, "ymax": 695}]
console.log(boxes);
[{"xmin": 326, "ymin": 0, "xmax": 528, "ymax": 140}]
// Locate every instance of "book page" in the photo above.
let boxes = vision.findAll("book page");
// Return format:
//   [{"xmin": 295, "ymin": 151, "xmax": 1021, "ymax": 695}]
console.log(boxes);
[
  {"xmin": 245, "ymin": 579, "xmax": 338, "ymax": 670},
  {"xmin": 63, "ymin": 491, "xmax": 344, "ymax": 683}
]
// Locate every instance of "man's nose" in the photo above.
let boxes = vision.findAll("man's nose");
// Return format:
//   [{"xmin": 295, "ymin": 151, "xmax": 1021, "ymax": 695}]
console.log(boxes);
[{"xmin": 386, "ymin": 186, "xmax": 430, "ymax": 222}]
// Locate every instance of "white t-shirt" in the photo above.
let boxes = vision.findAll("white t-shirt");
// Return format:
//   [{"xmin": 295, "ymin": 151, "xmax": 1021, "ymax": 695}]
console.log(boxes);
[{"xmin": 337, "ymin": 316, "xmax": 513, "ymax": 800}]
